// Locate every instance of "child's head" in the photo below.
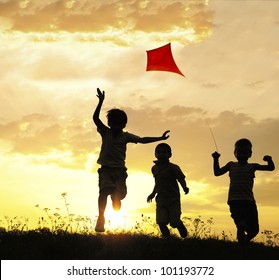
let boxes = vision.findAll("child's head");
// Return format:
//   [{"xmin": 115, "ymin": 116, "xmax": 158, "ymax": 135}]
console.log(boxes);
[
  {"xmin": 155, "ymin": 143, "xmax": 172, "ymax": 161},
  {"xmin": 107, "ymin": 109, "xmax": 127, "ymax": 133},
  {"xmin": 234, "ymin": 138, "xmax": 252, "ymax": 163}
]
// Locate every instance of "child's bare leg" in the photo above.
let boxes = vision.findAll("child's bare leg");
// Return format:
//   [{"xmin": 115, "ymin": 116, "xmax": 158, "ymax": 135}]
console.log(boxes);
[
  {"xmin": 98, "ymin": 193, "xmax": 108, "ymax": 217},
  {"xmin": 111, "ymin": 191, "xmax": 121, "ymax": 211},
  {"xmin": 159, "ymin": 223, "xmax": 170, "ymax": 239},
  {"xmin": 176, "ymin": 220, "xmax": 188, "ymax": 238},
  {"xmin": 237, "ymin": 228, "xmax": 247, "ymax": 244},
  {"xmin": 95, "ymin": 192, "xmax": 109, "ymax": 232}
]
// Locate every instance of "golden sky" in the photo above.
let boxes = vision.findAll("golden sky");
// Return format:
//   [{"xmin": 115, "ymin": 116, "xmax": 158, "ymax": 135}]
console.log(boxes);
[{"xmin": 0, "ymin": 0, "xmax": 278, "ymax": 235}]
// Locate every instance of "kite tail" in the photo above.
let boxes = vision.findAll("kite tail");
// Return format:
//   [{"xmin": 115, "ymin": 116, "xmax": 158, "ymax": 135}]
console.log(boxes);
[{"xmin": 206, "ymin": 121, "xmax": 219, "ymax": 152}]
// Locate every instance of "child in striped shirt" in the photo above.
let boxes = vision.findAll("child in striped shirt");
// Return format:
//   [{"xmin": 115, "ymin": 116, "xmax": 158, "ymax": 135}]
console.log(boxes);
[{"xmin": 212, "ymin": 138, "xmax": 275, "ymax": 249}]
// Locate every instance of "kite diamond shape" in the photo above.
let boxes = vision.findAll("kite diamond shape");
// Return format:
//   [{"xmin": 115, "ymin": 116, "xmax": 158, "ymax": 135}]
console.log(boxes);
[{"xmin": 146, "ymin": 43, "xmax": 185, "ymax": 77}]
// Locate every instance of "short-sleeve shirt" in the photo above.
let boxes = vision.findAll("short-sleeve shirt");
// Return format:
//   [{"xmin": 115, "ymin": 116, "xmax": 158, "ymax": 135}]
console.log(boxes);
[
  {"xmin": 97, "ymin": 126, "xmax": 141, "ymax": 168},
  {"xmin": 152, "ymin": 161, "xmax": 185, "ymax": 206},
  {"xmin": 228, "ymin": 162, "xmax": 255, "ymax": 203}
]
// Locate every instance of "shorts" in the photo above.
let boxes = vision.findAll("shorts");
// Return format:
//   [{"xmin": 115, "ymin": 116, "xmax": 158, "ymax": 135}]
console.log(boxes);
[
  {"xmin": 156, "ymin": 200, "xmax": 182, "ymax": 228},
  {"xmin": 98, "ymin": 166, "xmax": 128, "ymax": 200},
  {"xmin": 229, "ymin": 200, "xmax": 259, "ymax": 234}
]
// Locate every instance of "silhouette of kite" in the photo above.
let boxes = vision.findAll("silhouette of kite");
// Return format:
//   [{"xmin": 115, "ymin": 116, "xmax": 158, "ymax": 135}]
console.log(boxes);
[{"xmin": 146, "ymin": 43, "xmax": 185, "ymax": 77}]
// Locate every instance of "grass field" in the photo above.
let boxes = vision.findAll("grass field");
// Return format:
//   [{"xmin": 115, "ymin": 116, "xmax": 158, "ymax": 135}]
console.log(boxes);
[
  {"xmin": 1, "ymin": 230, "xmax": 279, "ymax": 260},
  {"xmin": 1, "ymin": 194, "xmax": 278, "ymax": 260}
]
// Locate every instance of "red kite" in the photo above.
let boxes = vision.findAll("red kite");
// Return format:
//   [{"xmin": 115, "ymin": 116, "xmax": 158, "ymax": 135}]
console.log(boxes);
[{"xmin": 146, "ymin": 43, "xmax": 185, "ymax": 77}]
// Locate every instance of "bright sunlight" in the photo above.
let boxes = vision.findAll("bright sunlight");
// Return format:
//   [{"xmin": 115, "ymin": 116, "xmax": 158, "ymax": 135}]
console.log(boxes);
[{"xmin": 104, "ymin": 206, "xmax": 128, "ymax": 231}]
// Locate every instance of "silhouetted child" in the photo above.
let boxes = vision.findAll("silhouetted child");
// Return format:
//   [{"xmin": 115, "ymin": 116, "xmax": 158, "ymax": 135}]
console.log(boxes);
[
  {"xmin": 212, "ymin": 138, "xmax": 275, "ymax": 250},
  {"xmin": 93, "ymin": 88, "xmax": 170, "ymax": 232},
  {"xmin": 147, "ymin": 143, "xmax": 189, "ymax": 239}
]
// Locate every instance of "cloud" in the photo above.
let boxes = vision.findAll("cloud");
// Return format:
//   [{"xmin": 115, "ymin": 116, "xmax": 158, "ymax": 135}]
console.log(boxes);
[
  {"xmin": 1, "ymin": 106, "xmax": 279, "ymax": 185},
  {"xmin": 166, "ymin": 105, "xmax": 205, "ymax": 118},
  {"xmin": 0, "ymin": 113, "xmax": 97, "ymax": 170},
  {"xmin": 0, "ymin": 0, "xmax": 213, "ymax": 45}
]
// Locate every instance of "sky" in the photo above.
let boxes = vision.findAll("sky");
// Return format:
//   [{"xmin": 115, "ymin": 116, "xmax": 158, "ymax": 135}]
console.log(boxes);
[{"xmin": 0, "ymin": 0, "xmax": 278, "ymax": 237}]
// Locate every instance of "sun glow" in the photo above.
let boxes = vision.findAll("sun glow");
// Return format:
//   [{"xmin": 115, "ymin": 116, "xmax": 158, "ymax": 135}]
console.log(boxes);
[{"xmin": 104, "ymin": 207, "xmax": 129, "ymax": 231}]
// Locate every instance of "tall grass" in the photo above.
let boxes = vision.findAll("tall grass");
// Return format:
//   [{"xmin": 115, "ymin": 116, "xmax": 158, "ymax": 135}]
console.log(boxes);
[{"xmin": 0, "ymin": 192, "xmax": 278, "ymax": 248}]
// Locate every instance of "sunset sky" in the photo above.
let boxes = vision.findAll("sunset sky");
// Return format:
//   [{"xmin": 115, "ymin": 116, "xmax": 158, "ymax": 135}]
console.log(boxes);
[{"xmin": 0, "ymin": 0, "xmax": 278, "ymax": 236}]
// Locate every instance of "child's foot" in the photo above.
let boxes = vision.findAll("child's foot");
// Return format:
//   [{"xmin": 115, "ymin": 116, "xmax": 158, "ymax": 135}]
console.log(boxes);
[
  {"xmin": 95, "ymin": 216, "xmax": 105, "ymax": 232},
  {"xmin": 177, "ymin": 222, "xmax": 188, "ymax": 238}
]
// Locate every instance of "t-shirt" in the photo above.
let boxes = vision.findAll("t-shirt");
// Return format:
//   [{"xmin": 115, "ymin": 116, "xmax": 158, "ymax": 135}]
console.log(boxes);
[
  {"xmin": 152, "ymin": 161, "xmax": 185, "ymax": 206},
  {"xmin": 97, "ymin": 126, "xmax": 140, "ymax": 168},
  {"xmin": 228, "ymin": 162, "xmax": 255, "ymax": 203}
]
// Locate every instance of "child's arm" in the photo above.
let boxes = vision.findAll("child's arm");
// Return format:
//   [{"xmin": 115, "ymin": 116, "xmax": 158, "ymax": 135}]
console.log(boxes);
[
  {"xmin": 212, "ymin": 152, "xmax": 231, "ymax": 176},
  {"xmin": 147, "ymin": 168, "xmax": 158, "ymax": 202},
  {"xmin": 138, "ymin": 130, "xmax": 170, "ymax": 144},
  {"xmin": 178, "ymin": 178, "xmax": 189, "ymax": 194},
  {"xmin": 254, "ymin": 155, "xmax": 275, "ymax": 171},
  {"xmin": 147, "ymin": 186, "xmax": 157, "ymax": 202},
  {"xmin": 93, "ymin": 88, "xmax": 105, "ymax": 128}
]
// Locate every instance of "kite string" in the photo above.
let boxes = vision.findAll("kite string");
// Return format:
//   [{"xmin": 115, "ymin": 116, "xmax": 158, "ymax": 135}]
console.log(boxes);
[{"xmin": 206, "ymin": 121, "xmax": 219, "ymax": 152}]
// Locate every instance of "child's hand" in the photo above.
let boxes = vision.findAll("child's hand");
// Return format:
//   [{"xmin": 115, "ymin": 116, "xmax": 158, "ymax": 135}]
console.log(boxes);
[
  {"xmin": 212, "ymin": 151, "xmax": 220, "ymax": 159},
  {"xmin": 161, "ymin": 130, "xmax": 170, "ymax": 140},
  {"xmin": 96, "ymin": 88, "xmax": 105, "ymax": 102},
  {"xmin": 184, "ymin": 187, "xmax": 189, "ymax": 195},
  {"xmin": 263, "ymin": 155, "xmax": 272, "ymax": 162},
  {"xmin": 147, "ymin": 194, "xmax": 155, "ymax": 203}
]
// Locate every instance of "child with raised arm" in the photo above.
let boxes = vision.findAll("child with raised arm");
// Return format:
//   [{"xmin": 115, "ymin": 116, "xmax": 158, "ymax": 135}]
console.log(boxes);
[
  {"xmin": 147, "ymin": 143, "xmax": 189, "ymax": 239},
  {"xmin": 93, "ymin": 88, "xmax": 170, "ymax": 232},
  {"xmin": 212, "ymin": 138, "xmax": 275, "ymax": 249}
]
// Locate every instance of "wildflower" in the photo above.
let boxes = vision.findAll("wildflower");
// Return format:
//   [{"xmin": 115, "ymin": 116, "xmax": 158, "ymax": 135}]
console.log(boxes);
[{"xmin": 61, "ymin": 192, "xmax": 67, "ymax": 198}]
